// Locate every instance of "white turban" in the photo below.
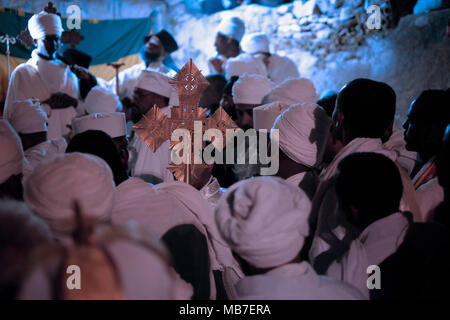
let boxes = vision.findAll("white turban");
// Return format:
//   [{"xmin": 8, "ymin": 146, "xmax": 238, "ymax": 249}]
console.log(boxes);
[
  {"xmin": 84, "ymin": 86, "xmax": 122, "ymax": 114},
  {"xmin": 28, "ymin": 11, "xmax": 63, "ymax": 40},
  {"xmin": 232, "ymin": 73, "xmax": 274, "ymax": 105},
  {"xmin": 216, "ymin": 176, "xmax": 311, "ymax": 269},
  {"xmin": 0, "ymin": 120, "xmax": 24, "ymax": 184},
  {"xmin": 242, "ymin": 33, "xmax": 270, "ymax": 54},
  {"xmin": 253, "ymin": 101, "xmax": 289, "ymax": 131},
  {"xmin": 24, "ymin": 153, "xmax": 115, "ymax": 235},
  {"xmin": 264, "ymin": 78, "xmax": 319, "ymax": 106},
  {"xmin": 72, "ymin": 112, "xmax": 127, "ymax": 138},
  {"xmin": 9, "ymin": 100, "xmax": 48, "ymax": 134},
  {"xmin": 273, "ymin": 103, "xmax": 331, "ymax": 168},
  {"xmin": 224, "ymin": 53, "xmax": 267, "ymax": 80},
  {"xmin": 217, "ymin": 16, "xmax": 245, "ymax": 42},
  {"xmin": 136, "ymin": 70, "xmax": 173, "ymax": 98}
]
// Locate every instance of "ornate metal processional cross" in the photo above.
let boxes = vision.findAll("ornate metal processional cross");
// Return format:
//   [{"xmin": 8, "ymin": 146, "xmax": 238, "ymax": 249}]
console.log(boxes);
[{"xmin": 133, "ymin": 58, "xmax": 237, "ymax": 184}]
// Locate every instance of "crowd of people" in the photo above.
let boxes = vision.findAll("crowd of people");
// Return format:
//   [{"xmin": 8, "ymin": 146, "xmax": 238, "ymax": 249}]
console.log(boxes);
[{"xmin": 0, "ymin": 9, "xmax": 449, "ymax": 300}]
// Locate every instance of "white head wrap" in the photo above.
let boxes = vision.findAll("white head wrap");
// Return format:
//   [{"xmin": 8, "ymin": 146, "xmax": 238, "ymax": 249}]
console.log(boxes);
[
  {"xmin": 224, "ymin": 53, "xmax": 267, "ymax": 80},
  {"xmin": 242, "ymin": 33, "xmax": 270, "ymax": 54},
  {"xmin": 72, "ymin": 112, "xmax": 127, "ymax": 138},
  {"xmin": 215, "ymin": 176, "xmax": 311, "ymax": 269},
  {"xmin": 136, "ymin": 70, "xmax": 173, "ymax": 98},
  {"xmin": 264, "ymin": 78, "xmax": 319, "ymax": 106},
  {"xmin": 28, "ymin": 11, "xmax": 63, "ymax": 40},
  {"xmin": 253, "ymin": 101, "xmax": 289, "ymax": 131},
  {"xmin": 0, "ymin": 120, "xmax": 24, "ymax": 184},
  {"xmin": 84, "ymin": 86, "xmax": 122, "ymax": 114},
  {"xmin": 273, "ymin": 103, "xmax": 331, "ymax": 168},
  {"xmin": 9, "ymin": 100, "xmax": 48, "ymax": 134},
  {"xmin": 216, "ymin": 16, "xmax": 245, "ymax": 42},
  {"xmin": 232, "ymin": 73, "xmax": 274, "ymax": 105},
  {"xmin": 23, "ymin": 153, "xmax": 115, "ymax": 235}
]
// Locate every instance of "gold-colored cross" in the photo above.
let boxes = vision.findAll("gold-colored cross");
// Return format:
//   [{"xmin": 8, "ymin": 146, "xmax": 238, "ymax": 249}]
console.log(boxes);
[{"xmin": 133, "ymin": 58, "xmax": 237, "ymax": 185}]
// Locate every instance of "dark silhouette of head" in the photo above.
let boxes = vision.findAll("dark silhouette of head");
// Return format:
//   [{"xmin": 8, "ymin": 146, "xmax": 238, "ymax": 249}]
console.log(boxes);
[
  {"xmin": 66, "ymin": 130, "xmax": 128, "ymax": 186},
  {"xmin": 403, "ymin": 90, "xmax": 450, "ymax": 162},
  {"xmin": 335, "ymin": 152, "xmax": 403, "ymax": 231},
  {"xmin": 334, "ymin": 79, "xmax": 396, "ymax": 145}
]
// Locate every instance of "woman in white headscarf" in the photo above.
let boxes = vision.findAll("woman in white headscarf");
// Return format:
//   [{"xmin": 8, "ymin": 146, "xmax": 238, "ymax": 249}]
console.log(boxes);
[{"xmin": 215, "ymin": 176, "xmax": 365, "ymax": 300}]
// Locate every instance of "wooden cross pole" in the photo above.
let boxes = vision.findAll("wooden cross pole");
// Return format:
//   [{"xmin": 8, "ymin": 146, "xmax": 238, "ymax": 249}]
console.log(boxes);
[{"xmin": 107, "ymin": 63, "xmax": 125, "ymax": 96}]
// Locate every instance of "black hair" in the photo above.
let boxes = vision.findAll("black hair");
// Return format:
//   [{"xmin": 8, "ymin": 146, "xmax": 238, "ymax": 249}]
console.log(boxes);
[
  {"xmin": 335, "ymin": 152, "xmax": 403, "ymax": 229},
  {"xmin": 336, "ymin": 78, "xmax": 396, "ymax": 139},
  {"xmin": 66, "ymin": 130, "xmax": 128, "ymax": 186}
]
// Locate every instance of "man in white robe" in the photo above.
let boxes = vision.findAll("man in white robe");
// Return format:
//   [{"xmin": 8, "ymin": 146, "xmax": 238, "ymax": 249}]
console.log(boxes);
[
  {"xmin": 309, "ymin": 79, "xmax": 420, "ymax": 272},
  {"xmin": 215, "ymin": 176, "xmax": 365, "ymax": 300},
  {"xmin": 109, "ymin": 30, "xmax": 179, "ymax": 100},
  {"xmin": 241, "ymin": 33, "xmax": 300, "ymax": 85},
  {"xmin": 270, "ymin": 103, "xmax": 331, "ymax": 198},
  {"xmin": 403, "ymin": 90, "xmax": 450, "ymax": 221},
  {"xmin": 127, "ymin": 70, "xmax": 174, "ymax": 183},
  {"xmin": 4, "ymin": 11, "xmax": 80, "ymax": 140},
  {"xmin": 320, "ymin": 152, "xmax": 411, "ymax": 297},
  {"xmin": 208, "ymin": 16, "xmax": 245, "ymax": 74},
  {"xmin": 8, "ymin": 99, "xmax": 66, "ymax": 178}
]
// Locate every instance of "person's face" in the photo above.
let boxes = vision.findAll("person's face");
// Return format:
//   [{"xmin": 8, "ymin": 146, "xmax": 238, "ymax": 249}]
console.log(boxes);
[
  {"xmin": 403, "ymin": 100, "xmax": 425, "ymax": 153},
  {"xmin": 113, "ymin": 136, "xmax": 129, "ymax": 173},
  {"xmin": 132, "ymin": 88, "xmax": 168, "ymax": 119},
  {"xmin": 214, "ymin": 33, "xmax": 231, "ymax": 56},
  {"xmin": 143, "ymin": 35, "xmax": 166, "ymax": 62},
  {"xmin": 220, "ymin": 93, "xmax": 234, "ymax": 110},
  {"xmin": 37, "ymin": 35, "xmax": 60, "ymax": 58},
  {"xmin": 235, "ymin": 103, "xmax": 257, "ymax": 130}
]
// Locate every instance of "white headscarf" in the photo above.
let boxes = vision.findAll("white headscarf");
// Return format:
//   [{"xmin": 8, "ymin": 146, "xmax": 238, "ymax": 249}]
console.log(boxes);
[
  {"xmin": 23, "ymin": 153, "xmax": 115, "ymax": 236},
  {"xmin": 217, "ymin": 16, "xmax": 245, "ymax": 42},
  {"xmin": 72, "ymin": 112, "xmax": 127, "ymax": 138},
  {"xmin": 0, "ymin": 120, "xmax": 24, "ymax": 184},
  {"xmin": 9, "ymin": 100, "xmax": 48, "ymax": 134},
  {"xmin": 84, "ymin": 86, "xmax": 122, "ymax": 114},
  {"xmin": 224, "ymin": 53, "xmax": 267, "ymax": 80},
  {"xmin": 215, "ymin": 176, "xmax": 311, "ymax": 269},
  {"xmin": 252, "ymin": 101, "xmax": 289, "ymax": 131},
  {"xmin": 28, "ymin": 11, "xmax": 63, "ymax": 40},
  {"xmin": 242, "ymin": 33, "xmax": 270, "ymax": 54},
  {"xmin": 232, "ymin": 73, "xmax": 274, "ymax": 105},
  {"xmin": 264, "ymin": 78, "xmax": 319, "ymax": 106},
  {"xmin": 273, "ymin": 103, "xmax": 332, "ymax": 167},
  {"xmin": 136, "ymin": 70, "xmax": 173, "ymax": 98}
]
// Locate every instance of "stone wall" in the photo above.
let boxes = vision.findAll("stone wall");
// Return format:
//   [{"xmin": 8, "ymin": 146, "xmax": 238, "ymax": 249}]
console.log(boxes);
[{"xmin": 168, "ymin": 1, "xmax": 450, "ymax": 125}]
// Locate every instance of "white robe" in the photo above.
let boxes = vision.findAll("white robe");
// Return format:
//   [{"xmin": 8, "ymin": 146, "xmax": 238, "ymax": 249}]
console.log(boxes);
[
  {"xmin": 325, "ymin": 212, "xmax": 410, "ymax": 298},
  {"xmin": 236, "ymin": 262, "xmax": 366, "ymax": 300},
  {"xmin": 415, "ymin": 178, "xmax": 444, "ymax": 222},
  {"xmin": 286, "ymin": 172, "xmax": 307, "ymax": 186},
  {"xmin": 4, "ymin": 50, "xmax": 80, "ymax": 140},
  {"xmin": 384, "ymin": 127, "xmax": 418, "ymax": 175},
  {"xmin": 266, "ymin": 54, "xmax": 300, "ymax": 85},
  {"xmin": 128, "ymin": 106, "xmax": 174, "ymax": 184},
  {"xmin": 309, "ymin": 138, "xmax": 420, "ymax": 269},
  {"xmin": 111, "ymin": 178, "xmax": 243, "ymax": 300},
  {"xmin": 108, "ymin": 60, "xmax": 175, "ymax": 100},
  {"xmin": 23, "ymin": 138, "xmax": 67, "ymax": 178}
]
